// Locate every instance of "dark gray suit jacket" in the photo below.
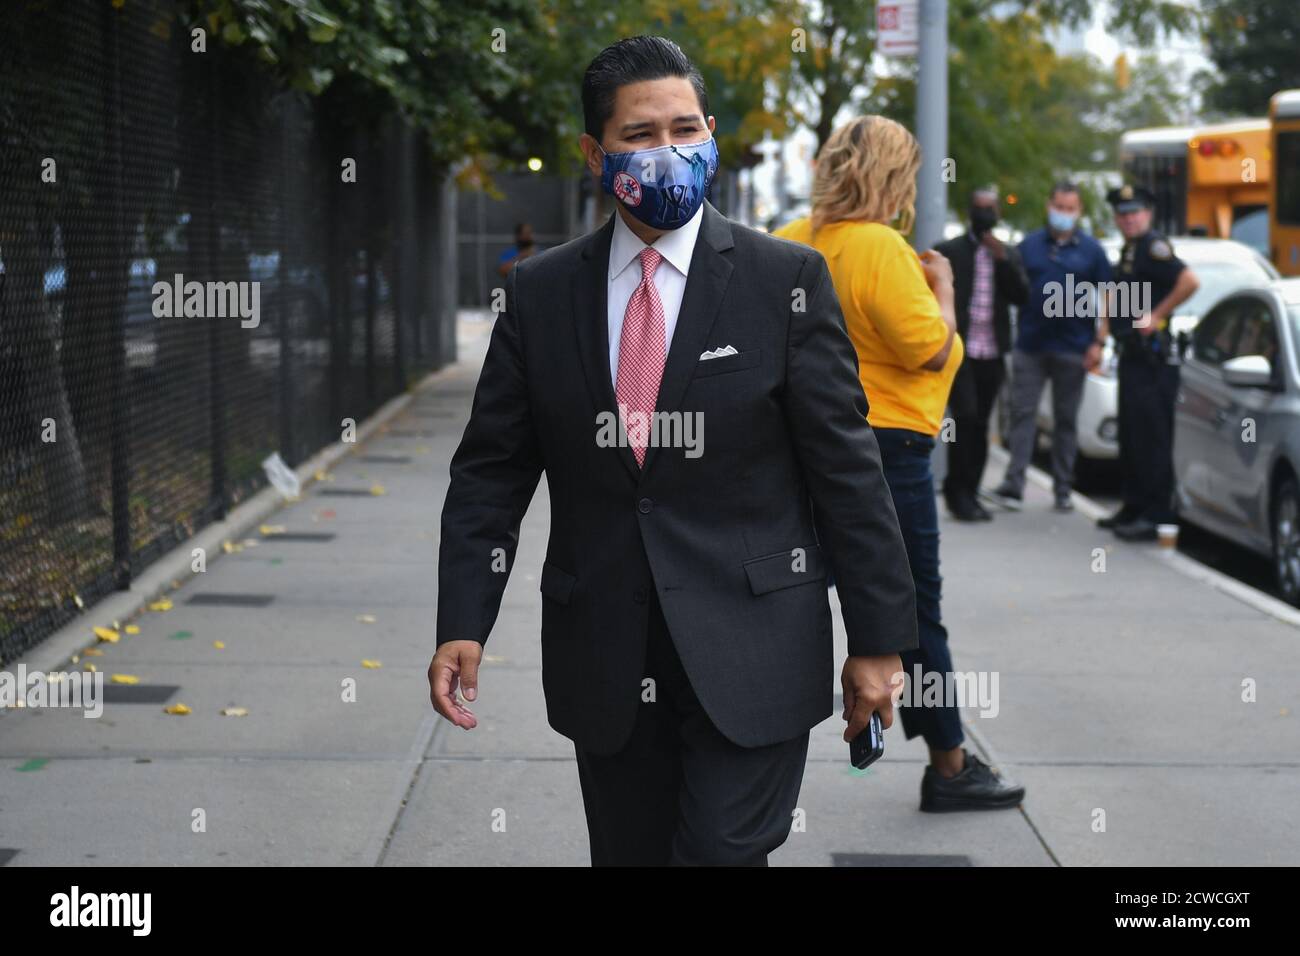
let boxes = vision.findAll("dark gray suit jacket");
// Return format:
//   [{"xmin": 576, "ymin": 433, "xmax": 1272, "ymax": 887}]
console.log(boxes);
[{"xmin": 437, "ymin": 201, "xmax": 917, "ymax": 755}]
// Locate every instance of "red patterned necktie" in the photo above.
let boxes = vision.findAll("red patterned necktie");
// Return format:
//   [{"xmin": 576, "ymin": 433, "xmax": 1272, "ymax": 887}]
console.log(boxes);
[{"xmin": 615, "ymin": 247, "xmax": 667, "ymax": 466}]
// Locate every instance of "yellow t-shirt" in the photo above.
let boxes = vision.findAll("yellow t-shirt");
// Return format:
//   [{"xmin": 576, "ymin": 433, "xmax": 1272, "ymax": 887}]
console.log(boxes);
[{"xmin": 774, "ymin": 217, "xmax": 962, "ymax": 436}]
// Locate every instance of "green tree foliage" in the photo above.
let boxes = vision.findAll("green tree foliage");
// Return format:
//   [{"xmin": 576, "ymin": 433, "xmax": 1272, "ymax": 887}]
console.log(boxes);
[
  {"xmin": 192, "ymin": 0, "xmax": 579, "ymax": 168},
  {"xmin": 1199, "ymin": 0, "xmax": 1300, "ymax": 117},
  {"xmin": 869, "ymin": 0, "xmax": 1188, "ymax": 229},
  {"xmin": 783, "ymin": 0, "xmax": 878, "ymax": 150}
]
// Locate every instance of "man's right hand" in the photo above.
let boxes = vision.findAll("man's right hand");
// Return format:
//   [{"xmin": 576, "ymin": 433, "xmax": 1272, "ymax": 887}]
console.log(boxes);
[{"xmin": 428, "ymin": 640, "xmax": 483, "ymax": 729}]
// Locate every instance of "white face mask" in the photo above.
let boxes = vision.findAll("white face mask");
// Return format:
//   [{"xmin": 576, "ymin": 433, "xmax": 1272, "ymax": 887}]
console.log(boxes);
[{"xmin": 1048, "ymin": 208, "xmax": 1078, "ymax": 233}]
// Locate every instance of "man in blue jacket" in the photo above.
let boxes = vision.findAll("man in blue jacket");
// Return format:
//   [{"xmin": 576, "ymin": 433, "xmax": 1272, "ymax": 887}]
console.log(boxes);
[{"xmin": 991, "ymin": 181, "xmax": 1113, "ymax": 513}]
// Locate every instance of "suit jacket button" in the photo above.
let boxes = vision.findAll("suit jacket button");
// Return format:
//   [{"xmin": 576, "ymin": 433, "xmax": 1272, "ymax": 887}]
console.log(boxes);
[
  {"xmin": 633, "ymin": 588, "xmax": 647, "ymax": 604},
  {"xmin": 637, "ymin": 498, "xmax": 653, "ymax": 514}
]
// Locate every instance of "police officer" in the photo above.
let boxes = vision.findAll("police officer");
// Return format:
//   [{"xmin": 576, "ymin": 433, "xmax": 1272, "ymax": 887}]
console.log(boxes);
[{"xmin": 1094, "ymin": 184, "xmax": 1200, "ymax": 541}]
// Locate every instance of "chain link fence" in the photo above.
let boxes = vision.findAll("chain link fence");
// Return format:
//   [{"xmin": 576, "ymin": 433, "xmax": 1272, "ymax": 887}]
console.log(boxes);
[{"xmin": 0, "ymin": 1, "xmax": 457, "ymax": 663}]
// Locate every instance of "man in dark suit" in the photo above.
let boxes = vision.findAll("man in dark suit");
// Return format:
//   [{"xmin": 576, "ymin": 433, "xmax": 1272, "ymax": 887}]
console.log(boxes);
[
  {"xmin": 934, "ymin": 187, "xmax": 1028, "ymax": 521},
  {"xmin": 428, "ymin": 35, "xmax": 918, "ymax": 866}
]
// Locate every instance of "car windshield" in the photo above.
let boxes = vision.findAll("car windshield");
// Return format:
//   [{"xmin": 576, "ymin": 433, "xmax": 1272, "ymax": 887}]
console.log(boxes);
[{"xmin": 1178, "ymin": 260, "xmax": 1276, "ymax": 318}]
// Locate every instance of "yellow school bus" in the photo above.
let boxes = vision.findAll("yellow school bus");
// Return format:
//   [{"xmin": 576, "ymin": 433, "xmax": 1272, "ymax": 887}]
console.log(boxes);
[
  {"xmin": 1186, "ymin": 118, "xmax": 1271, "ymax": 250},
  {"xmin": 1120, "ymin": 119, "xmax": 1271, "ymax": 255},
  {"xmin": 1271, "ymin": 89, "xmax": 1300, "ymax": 276}
]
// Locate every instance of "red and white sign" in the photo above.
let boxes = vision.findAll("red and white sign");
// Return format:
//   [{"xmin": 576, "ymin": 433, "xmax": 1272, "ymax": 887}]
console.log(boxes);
[{"xmin": 877, "ymin": 0, "xmax": 919, "ymax": 57}]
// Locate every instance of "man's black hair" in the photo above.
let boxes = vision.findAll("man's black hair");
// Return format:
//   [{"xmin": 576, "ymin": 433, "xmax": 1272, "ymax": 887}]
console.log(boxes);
[
  {"xmin": 1049, "ymin": 180, "xmax": 1080, "ymax": 200},
  {"xmin": 581, "ymin": 36, "xmax": 709, "ymax": 141}
]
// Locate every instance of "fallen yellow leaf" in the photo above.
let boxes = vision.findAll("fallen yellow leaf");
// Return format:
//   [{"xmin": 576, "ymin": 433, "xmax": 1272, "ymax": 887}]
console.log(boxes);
[
  {"xmin": 124, "ymin": 625, "xmax": 141, "ymax": 635},
  {"xmin": 111, "ymin": 674, "xmax": 140, "ymax": 685},
  {"xmin": 94, "ymin": 626, "xmax": 120, "ymax": 643},
  {"xmin": 221, "ymin": 707, "xmax": 249, "ymax": 717},
  {"xmin": 259, "ymin": 524, "xmax": 286, "ymax": 536},
  {"xmin": 370, "ymin": 484, "xmax": 386, "ymax": 496},
  {"xmin": 82, "ymin": 647, "xmax": 104, "ymax": 657},
  {"xmin": 163, "ymin": 703, "xmax": 191, "ymax": 715},
  {"xmin": 361, "ymin": 659, "xmax": 382, "ymax": 669},
  {"xmin": 212, "ymin": 640, "xmax": 225, "ymax": 650},
  {"xmin": 356, "ymin": 614, "xmax": 377, "ymax": 624},
  {"xmin": 83, "ymin": 663, "xmax": 97, "ymax": 673},
  {"xmin": 148, "ymin": 598, "xmax": 173, "ymax": 612}
]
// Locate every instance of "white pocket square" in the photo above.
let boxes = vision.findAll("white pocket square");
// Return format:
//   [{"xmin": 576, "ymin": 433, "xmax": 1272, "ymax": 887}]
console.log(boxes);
[{"xmin": 699, "ymin": 345, "xmax": 739, "ymax": 361}]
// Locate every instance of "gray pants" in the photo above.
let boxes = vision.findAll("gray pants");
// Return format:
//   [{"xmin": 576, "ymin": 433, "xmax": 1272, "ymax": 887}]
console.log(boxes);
[{"xmin": 1000, "ymin": 349, "xmax": 1088, "ymax": 498}]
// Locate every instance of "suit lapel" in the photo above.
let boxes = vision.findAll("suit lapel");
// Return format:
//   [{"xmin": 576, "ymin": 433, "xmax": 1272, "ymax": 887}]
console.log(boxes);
[
  {"xmin": 641, "ymin": 201, "xmax": 735, "ymax": 476},
  {"xmin": 572, "ymin": 213, "xmax": 641, "ymax": 481}
]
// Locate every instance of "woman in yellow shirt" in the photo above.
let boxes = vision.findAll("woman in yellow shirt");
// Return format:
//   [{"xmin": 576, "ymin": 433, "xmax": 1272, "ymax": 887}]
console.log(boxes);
[{"xmin": 775, "ymin": 116, "xmax": 1023, "ymax": 812}]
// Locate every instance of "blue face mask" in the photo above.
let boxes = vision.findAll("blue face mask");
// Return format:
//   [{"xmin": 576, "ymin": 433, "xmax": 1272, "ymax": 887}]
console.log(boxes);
[
  {"xmin": 1047, "ymin": 208, "xmax": 1078, "ymax": 233},
  {"xmin": 599, "ymin": 137, "xmax": 719, "ymax": 230}
]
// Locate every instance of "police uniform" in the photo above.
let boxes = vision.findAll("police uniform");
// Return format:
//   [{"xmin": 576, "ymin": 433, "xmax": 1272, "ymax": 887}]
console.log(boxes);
[{"xmin": 1104, "ymin": 184, "xmax": 1189, "ymax": 539}]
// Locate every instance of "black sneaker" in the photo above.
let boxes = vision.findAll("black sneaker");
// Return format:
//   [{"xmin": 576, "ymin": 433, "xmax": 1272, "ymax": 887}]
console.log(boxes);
[
  {"xmin": 1053, "ymin": 493, "xmax": 1074, "ymax": 513},
  {"xmin": 947, "ymin": 495, "xmax": 986, "ymax": 522},
  {"xmin": 1114, "ymin": 517, "xmax": 1159, "ymax": 542},
  {"xmin": 1097, "ymin": 508, "xmax": 1138, "ymax": 530},
  {"xmin": 989, "ymin": 484, "xmax": 1023, "ymax": 512},
  {"xmin": 920, "ymin": 751, "xmax": 1026, "ymax": 813}
]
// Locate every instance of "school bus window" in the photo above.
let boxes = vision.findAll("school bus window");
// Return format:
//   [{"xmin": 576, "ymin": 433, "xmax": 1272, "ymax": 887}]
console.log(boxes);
[{"xmin": 1279, "ymin": 132, "xmax": 1300, "ymax": 226}]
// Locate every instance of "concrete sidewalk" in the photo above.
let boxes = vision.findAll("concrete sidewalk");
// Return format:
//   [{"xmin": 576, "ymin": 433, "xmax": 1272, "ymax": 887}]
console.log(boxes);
[{"xmin": 1, "ymin": 314, "xmax": 1296, "ymax": 866}]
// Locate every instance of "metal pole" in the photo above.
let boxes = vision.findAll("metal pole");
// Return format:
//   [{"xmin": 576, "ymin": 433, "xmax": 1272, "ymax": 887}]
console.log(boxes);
[
  {"xmin": 277, "ymin": 100, "xmax": 294, "ymax": 465},
  {"xmin": 207, "ymin": 56, "xmax": 227, "ymax": 520},
  {"xmin": 105, "ymin": 2, "xmax": 131, "ymax": 588},
  {"xmin": 913, "ymin": 0, "xmax": 948, "ymax": 252}
]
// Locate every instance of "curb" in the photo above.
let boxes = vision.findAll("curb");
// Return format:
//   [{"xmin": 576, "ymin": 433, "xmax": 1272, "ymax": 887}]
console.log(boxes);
[
  {"xmin": 12, "ymin": 365, "xmax": 456, "ymax": 678},
  {"xmin": 987, "ymin": 445, "xmax": 1300, "ymax": 630}
]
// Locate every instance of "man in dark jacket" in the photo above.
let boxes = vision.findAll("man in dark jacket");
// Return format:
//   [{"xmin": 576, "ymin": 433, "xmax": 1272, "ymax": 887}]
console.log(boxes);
[
  {"xmin": 428, "ymin": 36, "xmax": 918, "ymax": 866},
  {"xmin": 934, "ymin": 187, "xmax": 1029, "ymax": 521}
]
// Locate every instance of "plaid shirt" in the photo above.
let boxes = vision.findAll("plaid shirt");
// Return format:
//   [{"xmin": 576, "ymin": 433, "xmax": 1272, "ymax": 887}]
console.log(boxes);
[{"xmin": 966, "ymin": 241, "xmax": 998, "ymax": 359}]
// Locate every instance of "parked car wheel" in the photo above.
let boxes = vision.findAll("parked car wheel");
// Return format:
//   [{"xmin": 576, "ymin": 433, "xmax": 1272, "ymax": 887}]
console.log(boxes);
[{"xmin": 1272, "ymin": 477, "xmax": 1300, "ymax": 606}]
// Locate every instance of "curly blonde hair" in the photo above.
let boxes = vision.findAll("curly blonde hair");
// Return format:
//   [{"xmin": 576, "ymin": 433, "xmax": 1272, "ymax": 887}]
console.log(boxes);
[{"xmin": 810, "ymin": 115, "xmax": 921, "ymax": 235}]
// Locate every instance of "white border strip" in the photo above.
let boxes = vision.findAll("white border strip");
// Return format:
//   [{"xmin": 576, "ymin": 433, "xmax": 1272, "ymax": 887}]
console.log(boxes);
[{"xmin": 988, "ymin": 445, "xmax": 1300, "ymax": 629}]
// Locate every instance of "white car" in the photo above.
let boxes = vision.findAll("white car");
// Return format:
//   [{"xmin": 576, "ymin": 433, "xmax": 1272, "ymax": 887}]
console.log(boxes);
[{"xmin": 1000, "ymin": 237, "xmax": 1281, "ymax": 465}]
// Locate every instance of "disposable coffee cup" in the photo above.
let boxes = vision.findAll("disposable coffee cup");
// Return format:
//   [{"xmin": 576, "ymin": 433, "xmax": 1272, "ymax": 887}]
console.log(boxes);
[{"xmin": 1157, "ymin": 524, "xmax": 1179, "ymax": 549}]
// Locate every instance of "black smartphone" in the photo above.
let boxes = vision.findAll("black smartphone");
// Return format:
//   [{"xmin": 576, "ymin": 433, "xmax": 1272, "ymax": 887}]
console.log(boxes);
[{"xmin": 849, "ymin": 711, "xmax": 884, "ymax": 770}]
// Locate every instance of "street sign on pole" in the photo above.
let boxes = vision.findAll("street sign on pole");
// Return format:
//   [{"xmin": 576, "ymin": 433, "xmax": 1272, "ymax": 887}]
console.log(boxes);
[{"xmin": 877, "ymin": 0, "xmax": 919, "ymax": 57}]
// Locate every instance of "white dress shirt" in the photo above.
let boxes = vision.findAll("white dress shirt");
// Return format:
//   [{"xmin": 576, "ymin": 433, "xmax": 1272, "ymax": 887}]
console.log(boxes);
[{"xmin": 606, "ymin": 203, "xmax": 704, "ymax": 386}]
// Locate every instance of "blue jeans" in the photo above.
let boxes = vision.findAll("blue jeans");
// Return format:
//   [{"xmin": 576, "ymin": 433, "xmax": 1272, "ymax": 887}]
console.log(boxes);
[{"xmin": 873, "ymin": 428, "xmax": 965, "ymax": 752}]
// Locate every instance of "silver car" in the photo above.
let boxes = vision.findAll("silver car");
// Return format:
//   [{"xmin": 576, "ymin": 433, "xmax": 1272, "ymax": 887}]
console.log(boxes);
[
  {"xmin": 1174, "ymin": 278, "xmax": 1300, "ymax": 603},
  {"xmin": 1010, "ymin": 237, "xmax": 1280, "ymax": 467}
]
